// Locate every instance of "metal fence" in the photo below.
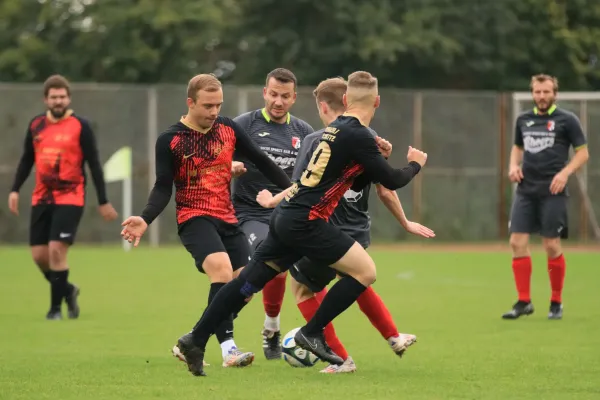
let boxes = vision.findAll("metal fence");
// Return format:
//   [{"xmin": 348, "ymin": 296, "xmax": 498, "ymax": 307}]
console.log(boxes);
[{"xmin": 1, "ymin": 84, "xmax": 598, "ymax": 245}]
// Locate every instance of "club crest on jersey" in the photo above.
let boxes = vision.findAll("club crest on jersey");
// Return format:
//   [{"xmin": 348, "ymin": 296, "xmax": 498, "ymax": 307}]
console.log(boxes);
[
  {"xmin": 547, "ymin": 120, "xmax": 555, "ymax": 131},
  {"xmin": 292, "ymin": 136, "xmax": 301, "ymax": 150}
]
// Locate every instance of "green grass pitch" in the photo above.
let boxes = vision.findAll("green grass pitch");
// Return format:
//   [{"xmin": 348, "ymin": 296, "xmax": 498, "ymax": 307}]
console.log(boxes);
[{"xmin": 1, "ymin": 245, "xmax": 599, "ymax": 400}]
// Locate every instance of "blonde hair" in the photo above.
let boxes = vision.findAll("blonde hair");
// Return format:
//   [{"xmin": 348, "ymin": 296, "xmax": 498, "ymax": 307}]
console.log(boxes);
[
  {"xmin": 346, "ymin": 71, "xmax": 378, "ymax": 105},
  {"xmin": 530, "ymin": 74, "xmax": 558, "ymax": 94},
  {"xmin": 187, "ymin": 74, "xmax": 222, "ymax": 101},
  {"xmin": 313, "ymin": 77, "xmax": 347, "ymax": 111}
]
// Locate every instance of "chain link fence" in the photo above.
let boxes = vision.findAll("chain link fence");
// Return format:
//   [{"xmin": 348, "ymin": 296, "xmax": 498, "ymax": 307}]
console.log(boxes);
[{"xmin": 1, "ymin": 84, "xmax": 597, "ymax": 245}]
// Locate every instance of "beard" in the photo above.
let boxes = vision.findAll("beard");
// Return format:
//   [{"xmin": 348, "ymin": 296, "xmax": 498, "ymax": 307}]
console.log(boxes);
[
  {"xmin": 535, "ymin": 100, "xmax": 554, "ymax": 113},
  {"xmin": 49, "ymin": 106, "xmax": 67, "ymax": 119}
]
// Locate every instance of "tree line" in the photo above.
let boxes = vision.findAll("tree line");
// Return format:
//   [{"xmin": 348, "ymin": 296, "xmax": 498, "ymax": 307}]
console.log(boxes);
[{"xmin": 1, "ymin": 0, "xmax": 599, "ymax": 90}]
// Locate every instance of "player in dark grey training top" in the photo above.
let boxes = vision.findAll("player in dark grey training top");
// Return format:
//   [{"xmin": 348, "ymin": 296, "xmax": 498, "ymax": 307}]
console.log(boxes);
[
  {"xmin": 503, "ymin": 74, "xmax": 589, "ymax": 321},
  {"xmin": 256, "ymin": 76, "xmax": 434, "ymax": 373},
  {"xmin": 232, "ymin": 68, "xmax": 313, "ymax": 359}
]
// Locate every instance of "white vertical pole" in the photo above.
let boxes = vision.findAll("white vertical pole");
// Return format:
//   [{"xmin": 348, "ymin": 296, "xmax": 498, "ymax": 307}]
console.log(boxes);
[
  {"xmin": 510, "ymin": 93, "xmax": 523, "ymax": 196},
  {"xmin": 147, "ymin": 86, "xmax": 159, "ymax": 247},
  {"xmin": 237, "ymin": 87, "xmax": 248, "ymax": 115},
  {"xmin": 123, "ymin": 176, "xmax": 132, "ymax": 251}
]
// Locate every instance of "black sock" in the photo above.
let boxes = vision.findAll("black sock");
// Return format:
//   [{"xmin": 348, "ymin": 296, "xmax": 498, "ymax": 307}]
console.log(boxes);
[
  {"xmin": 49, "ymin": 270, "xmax": 69, "ymax": 311},
  {"xmin": 64, "ymin": 269, "xmax": 74, "ymax": 298},
  {"xmin": 42, "ymin": 270, "xmax": 52, "ymax": 283},
  {"xmin": 304, "ymin": 275, "xmax": 367, "ymax": 335},
  {"xmin": 191, "ymin": 278, "xmax": 251, "ymax": 348},
  {"xmin": 208, "ymin": 283, "xmax": 235, "ymax": 343}
]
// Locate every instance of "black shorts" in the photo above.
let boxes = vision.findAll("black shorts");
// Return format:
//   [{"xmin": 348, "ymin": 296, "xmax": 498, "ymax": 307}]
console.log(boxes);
[
  {"xmin": 509, "ymin": 192, "xmax": 568, "ymax": 239},
  {"xmin": 290, "ymin": 241, "xmax": 368, "ymax": 293},
  {"xmin": 178, "ymin": 216, "xmax": 250, "ymax": 273},
  {"xmin": 239, "ymin": 220, "xmax": 270, "ymax": 256},
  {"xmin": 252, "ymin": 208, "xmax": 355, "ymax": 273},
  {"xmin": 29, "ymin": 204, "xmax": 84, "ymax": 246}
]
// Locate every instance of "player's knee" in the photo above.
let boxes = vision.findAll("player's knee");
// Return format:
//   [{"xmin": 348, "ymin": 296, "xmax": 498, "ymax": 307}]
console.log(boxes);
[
  {"xmin": 275, "ymin": 271, "xmax": 288, "ymax": 280},
  {"xmin": 509, "ymin": 233, "xmax": 529, "ymax": 256},
  {"xmin": 542, "ymin": 237, "xmax": 562, "ymax": 259},
  {"xmin": 350, "ymin": 264, "xmax": 376, "ymax": 287},
  {"xmin": 238, "ymin": 259, "xmax": 280, "ymax": 296},
  {"xmin": 47, "ymin": 242, "xmax": 68, "ymax": 269},
  {"xmin": 232, "ymin": 267, "xmax": 244, "ymax": 279},
  {"xmin": 203, "ymin": 252, "xmax": 234, "ymax": 283},
  {"xmin": 291, "ymin": 278, "xmax": 314, "ymax": 304},
  {"xmin": 30, "ymin": 246, "xmax": 49, "ymax": 269}
]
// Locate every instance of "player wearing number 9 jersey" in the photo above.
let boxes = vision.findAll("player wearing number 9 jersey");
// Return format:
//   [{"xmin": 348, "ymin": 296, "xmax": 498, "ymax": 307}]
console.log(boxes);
[{"xmin": 174, "ymin": 71, "xmax": 428, "ymax": 377}]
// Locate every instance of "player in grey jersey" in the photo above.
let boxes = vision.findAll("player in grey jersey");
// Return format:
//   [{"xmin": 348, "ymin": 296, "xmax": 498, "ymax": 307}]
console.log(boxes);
[
  {"xmin": 231, "ymin": 68, "xmax": 313, "ymax": 359},
  {"xmin": 503, "ymin": 74, "xmax": 589, "ymax": 321},
  {"xmin": 256, "ymin": 77, "xmax": 434, "ymax": 373}
]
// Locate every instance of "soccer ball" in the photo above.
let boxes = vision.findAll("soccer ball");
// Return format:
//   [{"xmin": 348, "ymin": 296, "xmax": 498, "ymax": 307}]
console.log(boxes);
[{"xmin": 281, "ymin": 328, "xmax": 319, "ymax": 367}]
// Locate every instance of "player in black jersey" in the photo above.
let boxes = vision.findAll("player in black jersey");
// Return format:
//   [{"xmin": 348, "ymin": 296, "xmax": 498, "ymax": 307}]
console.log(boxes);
[
  {"xmin": 503, "ymin": 74, "xmax": 589, "ymax": 321},
  {"xmin": 256, "ymin": 77, "xmax": 435, "ymax": 373},
  {"xmin": 231, "ymin": 68, "xmax": 313, "ymax": 359},
  {"xmin": 174, "ymin": 71, "xmax": 428, "ymax": 376}
]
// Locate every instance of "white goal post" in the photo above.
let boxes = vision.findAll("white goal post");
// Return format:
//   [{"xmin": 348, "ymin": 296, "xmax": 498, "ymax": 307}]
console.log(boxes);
[{"xmin": 511, "ymin": 92, "xmax": 600, "ymax": 242}]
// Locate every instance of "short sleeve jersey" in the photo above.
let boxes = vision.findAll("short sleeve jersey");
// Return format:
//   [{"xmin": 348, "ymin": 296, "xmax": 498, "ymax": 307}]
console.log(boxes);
[
  {"xmin": 232, "ymin": 108, "xmax": 313, "ymax": 224},
  {"xmin": 514, "ymin": 105, "xmax": 587, "ymax": 196}
]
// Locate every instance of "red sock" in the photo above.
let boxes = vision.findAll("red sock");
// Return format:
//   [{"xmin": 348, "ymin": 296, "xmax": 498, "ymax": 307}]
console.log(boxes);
[
  {"xmin": 356, "ymin": 286, "xmax": 399, "ymax": 340},
  {"xmin": 512, "ymin": 256, "xmax": 532, "ymax": 302},
  {"xmin": 263, "ymin": 272, "xmax": 287, "ymax": 317},
  {"xmin": 315, "ymin": 288, "xmax": 327, "ymax": 303},
  {"xmin": 297, "ymin": 294, "xmax": 349, "ymax": 361},
  {"xmin": 548, "ymin": 254, "xmax": 566, "ymax": 303}
]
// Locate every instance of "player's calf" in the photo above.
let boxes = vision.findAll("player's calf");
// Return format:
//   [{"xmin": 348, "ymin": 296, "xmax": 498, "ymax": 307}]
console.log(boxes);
[
  {"xmin": 262, "ymin": 272, "xmax": 287, "ymax": 360},
  {"xmin": 31, "ymin": 245, "xmax": 51, "ymax": 282}
]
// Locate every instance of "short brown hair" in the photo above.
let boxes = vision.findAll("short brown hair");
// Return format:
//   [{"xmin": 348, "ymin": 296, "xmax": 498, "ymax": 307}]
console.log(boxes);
[
  {"xmin": 530, "ymin": 74, "xmax": 558, "ymax": 94},
  {"xmin": 43, "ymin": 74, "xmax": 70, "ymax": 97},
  {"xmin": 313, "ymin": 77, "xmax": 347, "ymax": 111},
  {"xmin": 265, "ymin": 68, "xmax": 297, "ymax": 89},
  {"xmin": 187, "ymin": 74, "xmax": 222, "ymax": 101},
  {"xmin": 347, "ymin": 71, "xmax": 378, "ymax": 90}
]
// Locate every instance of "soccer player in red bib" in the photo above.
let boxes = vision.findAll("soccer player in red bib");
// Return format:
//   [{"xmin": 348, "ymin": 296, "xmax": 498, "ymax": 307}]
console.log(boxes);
[
  {"xmin": 120, "ymin": 74, "xmax": 291, "ymax": 368},
  {"xmin": 9, "ymin": 74, "xmax": 117, "ymax": 320}
]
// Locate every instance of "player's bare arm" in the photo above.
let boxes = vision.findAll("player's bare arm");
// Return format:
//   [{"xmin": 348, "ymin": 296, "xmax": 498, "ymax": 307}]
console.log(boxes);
[
  {"xmin": 509, "ymin": 116, "xmax": 525, "ymax": 183},
  {"xmin": 256, "ymin": 186, "xmax": 293, "ymax": 209},
  {"xmin": 375, "ymin": 185, "xmax": 435, "ymax": 238},
  {"xmin": 122, "ymin": 134, "xmax": 174, "ymax": 246},
  {"xmin": 231, "ymin": 161, "xmax": 247, "ymax": 177},
  {"xmin": 508, "ymin": 145, "xmax": 525, "ymax": 183},
  {"xmin": 550, "ymin": 146, "xmax": 589, "ymax": 195}
]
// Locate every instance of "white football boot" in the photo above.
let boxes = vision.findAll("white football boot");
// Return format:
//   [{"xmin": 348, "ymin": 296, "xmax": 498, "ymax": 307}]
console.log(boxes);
[
  {"xmin": 320, "ymin": 356, "xmax": 357, "ymax": 373},
  {"xmin": 222, "ymin": 347, "xmax": 255, "ymax": 367},
  {"xmin": 388, "ymin": 333, "xmax": 417, "ymax": 357}
]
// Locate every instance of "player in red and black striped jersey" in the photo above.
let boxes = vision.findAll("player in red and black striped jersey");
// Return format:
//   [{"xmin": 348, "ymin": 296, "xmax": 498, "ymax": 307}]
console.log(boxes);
[
  {"xmin": 120, "ymin": 74, "xmax": 290, "ymax": 369},
  {"xmin": 8, "ymin": 75, "xmax": 117, "ymax": 321},
  {"xmin": 174, "ymin": 71, "xmax": 428, "ymax": 377}
]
